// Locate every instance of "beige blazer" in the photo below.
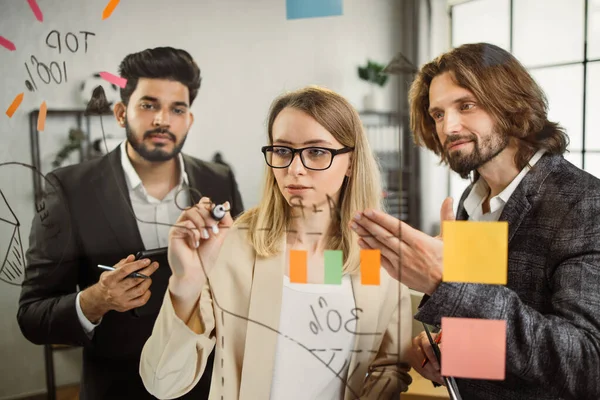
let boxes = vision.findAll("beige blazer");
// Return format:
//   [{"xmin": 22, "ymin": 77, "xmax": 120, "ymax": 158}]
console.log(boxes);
[{"xmin": 140, "ymin": 225, "xmax": 413, "ymax": 399}]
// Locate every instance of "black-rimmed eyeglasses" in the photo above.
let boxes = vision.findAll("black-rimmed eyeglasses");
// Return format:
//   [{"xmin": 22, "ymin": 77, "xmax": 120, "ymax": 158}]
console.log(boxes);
[{"xmin": 261, "ymin": 145, "xmax": 354, "ymax": 171}]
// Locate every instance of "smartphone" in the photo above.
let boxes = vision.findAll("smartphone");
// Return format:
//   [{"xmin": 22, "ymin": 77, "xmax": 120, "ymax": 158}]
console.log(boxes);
[
  {"xmin": 131, "ymin": 247, "xmax": 169, "ymax": 318},
  {"xmin": 135, "ymin": 247, "xmax": 168, "ymax": 263}
]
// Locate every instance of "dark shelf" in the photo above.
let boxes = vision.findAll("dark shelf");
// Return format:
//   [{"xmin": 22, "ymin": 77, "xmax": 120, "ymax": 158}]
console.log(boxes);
[
  {"xmin": 30, "ymin": 109, "xmax": 113, "ymax": 116},
  {"xmin": 51, "ymin": 344, "xmax": 79, "ymax": 351},
  {"xmin": 29, "ymin": 109, "xmax": 111, "ymax": 207}
]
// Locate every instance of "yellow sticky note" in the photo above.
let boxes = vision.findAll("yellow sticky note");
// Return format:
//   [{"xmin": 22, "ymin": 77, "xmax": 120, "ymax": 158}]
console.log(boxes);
[{"xmin": 443, "ymin": 221, "xmax": 508, "ymax": 285}]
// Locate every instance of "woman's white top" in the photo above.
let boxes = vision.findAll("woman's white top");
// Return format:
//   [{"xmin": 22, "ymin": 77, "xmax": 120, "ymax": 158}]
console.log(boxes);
[{"xmin": 269, "ymin": 274, "xmax": 357, "ymax": 399}]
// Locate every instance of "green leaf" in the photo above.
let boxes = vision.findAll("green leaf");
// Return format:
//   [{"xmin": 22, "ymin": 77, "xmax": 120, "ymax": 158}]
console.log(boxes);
[{"xmin": 357, "ymin": 60, "xmax": 388, "ymax": 86}]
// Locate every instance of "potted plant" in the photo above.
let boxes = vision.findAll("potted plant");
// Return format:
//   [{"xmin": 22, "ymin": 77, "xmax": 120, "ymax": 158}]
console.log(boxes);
[
  {"xmin": 358, "ymin": 60, "xmax": 389, "ymax": 111},
  {"xmin": 52, "ymin": 128, "xmax": 85, "ymax": 168}
]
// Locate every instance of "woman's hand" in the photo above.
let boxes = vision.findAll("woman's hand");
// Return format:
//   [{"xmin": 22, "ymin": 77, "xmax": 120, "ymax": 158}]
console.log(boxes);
[{"xmin": 168, "ymin": 198, "xmax": 233, "ymax": 299}]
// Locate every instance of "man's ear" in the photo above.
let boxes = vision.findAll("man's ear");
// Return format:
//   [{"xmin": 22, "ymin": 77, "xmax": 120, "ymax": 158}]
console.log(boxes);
[
  {"xmin": 113, "ymin": 102, "xmax": 126, "ymax": 127},
  {"xmin": 188, "ymin": 111, "xmax": 195, "ymax": 128}
]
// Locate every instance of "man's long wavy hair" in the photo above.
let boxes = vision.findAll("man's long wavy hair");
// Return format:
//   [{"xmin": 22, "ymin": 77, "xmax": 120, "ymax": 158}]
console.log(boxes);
[
  {"xmin": 409, "ymin": 42, "xmax": 568, "ymax": 178},
  {"xmin": 235, "ymin": 86, "xmax": 382, "ymax": 274}
]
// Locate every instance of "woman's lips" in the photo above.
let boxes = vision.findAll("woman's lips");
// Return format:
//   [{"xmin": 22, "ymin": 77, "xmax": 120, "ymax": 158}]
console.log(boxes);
[{"xmin": 286, "ymin": 186, "xmax": 311, "ymax": 194}]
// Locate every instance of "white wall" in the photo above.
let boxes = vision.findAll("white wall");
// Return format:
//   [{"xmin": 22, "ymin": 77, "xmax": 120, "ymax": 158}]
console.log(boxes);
[{"xmin": 0, "ymin": 0, "xmax": 402, "ymax": 397}]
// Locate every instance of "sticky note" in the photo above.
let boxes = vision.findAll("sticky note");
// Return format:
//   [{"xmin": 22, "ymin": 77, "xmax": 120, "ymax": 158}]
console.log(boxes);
[
  {"xmin": 289, "ymin": 250, "xmax": 307, "ymax": 283},
  {"xmin": 27, "ymin": 0, "xmax": 44, "ymax": 22},
  {"xmin": 443, "ymin": 221, "xmax": 508, "ymax": 285},
  {"xmin": 441, "ymin": 317, "xmax": 506, "ymax": 380},
  {"xmin": 286, "ymin": 0, "xmax": 343, "ymax": 20},
  {"xmin": 99, "ymin": 71, "xmax": 127, "ymax": 89},
  {"xmin": 360, "ymin": 249, "xmax": 380, "ymax": 285},
  {"xmin": 102, "ymin": 0, "xmax": 120, "ymax": 20},
  {"xmin": 6, "ymin": 93, "xmax": 24, "ymax": 118},
  {"xmin": 324, "ymin": 250, "xmax": 342, "ymax": 284},
  {"xmin": 0, "ymin": 36, "xmax": 16, "ymax": 51},
  {"xmin": 37, "ymin": 101, "xmax": 47, "ymax": 131}
]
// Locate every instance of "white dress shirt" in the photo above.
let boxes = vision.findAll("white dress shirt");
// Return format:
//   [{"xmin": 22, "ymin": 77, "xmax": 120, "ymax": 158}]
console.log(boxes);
[
  {"xmin": 76, "ymin": 141, "xmax": 191, "ymax": 336},
  {"xmin": 463, "ymin": 149, "xmax": 545, "ymax": 222}
]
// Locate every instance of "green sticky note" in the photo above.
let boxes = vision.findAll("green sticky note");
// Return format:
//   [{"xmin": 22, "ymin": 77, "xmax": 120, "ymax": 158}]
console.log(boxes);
[{"xmin": 324, "ymin": 250, "xmax": 343, "ymax": 284}]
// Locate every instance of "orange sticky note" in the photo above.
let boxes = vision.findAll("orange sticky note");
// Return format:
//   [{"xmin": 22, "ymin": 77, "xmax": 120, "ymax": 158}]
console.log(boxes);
[
  {"xmin": 360, "ymin": 249, "xmax": 380, "ymax": 285},
  {"xmin": 289, "ymin": 250, "xmax": 307, "ymax": 283},
  {"xmin": 6, "ymin": 93, "xmax": 24, "ymax": 118},
  {"xmin": 37, "ymin": 101, "xmax": 47, "ymax": 131},
  {"xmin": 102, "ymin": 0, "xmax": 120, "ymax": 20},
  {"xmin": 443, "ymin": 221, "xmax": 508, "ymax": 284},
  {"xmin": 441, "ymin": 317, "xmax": 506, "ymax": 380}
]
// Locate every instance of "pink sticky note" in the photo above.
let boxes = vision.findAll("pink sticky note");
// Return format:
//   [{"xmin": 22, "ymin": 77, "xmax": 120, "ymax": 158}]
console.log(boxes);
[
  {"xmin": 99, "ymin": 71, "xmax": 127, "ymax": 88},
  {"xmin": 0, "ymin": 36, "xmax": 16, "ymax": 51},
  {"xmin": 441, "ymin": 317, "xmax": 506, "ymax": 380},
  {"xmin": 27, "ymin": 0, "xmax": 44, "ymax": 22}
]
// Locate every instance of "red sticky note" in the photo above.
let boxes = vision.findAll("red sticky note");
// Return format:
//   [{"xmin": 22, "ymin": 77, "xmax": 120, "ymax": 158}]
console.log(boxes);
[
  {"xmin": 102, "ymin": 0, "xmax": 120, "ymax": 20},
  {"xmin": 441, "ymin": 317, "xmax": 506, "ymax": 380},
  {"xmin": 27, "ymin": 0, "xmax": 44, "ymax": 22},
  {"xmin": 6, "ymin": 93, "xmax": 24, "ymax": 118},
  {"xmin": 289, "ymin": 250, "xmax": 307, "ymax": 283},
  {"xmin": 0, "ymin": 36, "xmax": 16, "ymax": 51},
  {"xmin": 99, "ymin": 71, "xmax": 127, "ymax": 88},
  {"xmin": 360, "ymin": 249, "xmax": 380, "ymax": 285},
  {"xmin": 37, "ymin": 101, "xmax": 47, "ymax": 131}
]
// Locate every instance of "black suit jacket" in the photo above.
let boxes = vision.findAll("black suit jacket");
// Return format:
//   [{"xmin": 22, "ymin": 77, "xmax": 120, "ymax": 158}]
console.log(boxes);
[{"xmin": 17, "ymin": 146, "xmax": 244, "ymax": 400}]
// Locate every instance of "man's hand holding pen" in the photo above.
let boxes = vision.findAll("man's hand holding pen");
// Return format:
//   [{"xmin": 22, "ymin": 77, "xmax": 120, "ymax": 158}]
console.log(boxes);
[
  {"xmin": 408, "ymin": 330, "xmax": 445, "ymax": 386},
  {"xmin": 79, "ymin": 255, "xmax": 159, "ymax": 323}
]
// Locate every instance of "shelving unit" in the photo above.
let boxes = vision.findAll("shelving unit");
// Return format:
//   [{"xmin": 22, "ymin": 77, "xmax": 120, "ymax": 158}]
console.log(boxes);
[
  {"xmin": 28, "ymin": 109, "xmax": 112, "ymax": 205},
  {"xmin": 359, "ymin": 110, "xmax": 418, "ymax": 226}
]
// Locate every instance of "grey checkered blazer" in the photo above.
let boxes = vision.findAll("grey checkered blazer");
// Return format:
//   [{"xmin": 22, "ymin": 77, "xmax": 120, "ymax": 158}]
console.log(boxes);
[{"xmin": 415, "ymin": 153, "xmax": 600, "ymax": 399}]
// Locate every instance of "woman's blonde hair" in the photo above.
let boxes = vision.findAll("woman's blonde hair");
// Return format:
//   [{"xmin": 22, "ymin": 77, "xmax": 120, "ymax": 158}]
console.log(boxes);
[{"xmin": 235, "ymin": 86, "xmax": 382, "ymax": 273}]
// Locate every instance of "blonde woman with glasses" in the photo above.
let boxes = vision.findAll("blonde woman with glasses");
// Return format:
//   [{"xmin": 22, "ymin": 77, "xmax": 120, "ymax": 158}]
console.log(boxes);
[{"xmin": 140, "ymin": 86, "xmax": 413, "ymax": 400}]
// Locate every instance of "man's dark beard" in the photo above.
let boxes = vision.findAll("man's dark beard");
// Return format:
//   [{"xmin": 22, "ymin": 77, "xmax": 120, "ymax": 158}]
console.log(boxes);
[
  {"xmin": 445, "ymin": 132, "xmax": 508, "ymax": 178},
  {"xmin": 125, "ymin": 120, "xmax": 187, "ymax": 162}
]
